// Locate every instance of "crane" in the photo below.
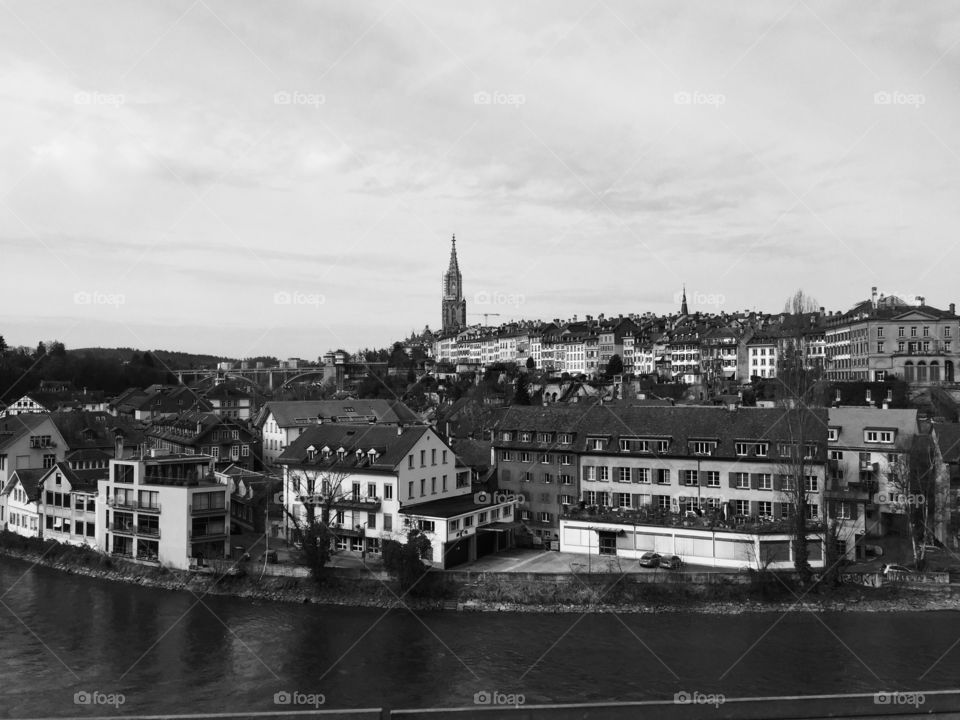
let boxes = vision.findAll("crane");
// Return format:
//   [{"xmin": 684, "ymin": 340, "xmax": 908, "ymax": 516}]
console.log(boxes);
[{"xmin": 468, "ymin": 312, "xmax": 502, "ymax": 325}]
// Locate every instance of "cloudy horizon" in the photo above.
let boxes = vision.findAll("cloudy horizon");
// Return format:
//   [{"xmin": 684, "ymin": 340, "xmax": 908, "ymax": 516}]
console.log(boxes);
[{"xmin": 2, "ymin": 1, "xmax": 959, "ymax": 360}]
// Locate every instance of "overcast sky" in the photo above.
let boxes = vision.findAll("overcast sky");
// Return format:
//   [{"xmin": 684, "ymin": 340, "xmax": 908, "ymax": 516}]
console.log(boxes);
[{"xmin": 2, "ymin": 1, "xmax": 959, "ymax": 360}]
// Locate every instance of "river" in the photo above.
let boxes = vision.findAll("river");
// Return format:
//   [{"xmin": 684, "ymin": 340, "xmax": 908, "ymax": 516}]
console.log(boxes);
[{"xmin": 1, "ymin": 557, "xmax": 958, "ymax": 717}]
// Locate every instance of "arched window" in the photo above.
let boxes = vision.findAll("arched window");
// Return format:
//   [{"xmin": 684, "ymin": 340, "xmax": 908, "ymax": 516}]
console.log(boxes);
[
  {"xmin": 930, "ymin": 361, "xmax": 940, "ymax": 382},
  {"xmin": 904, "ymin": 361, "xmax": 914, "ymax": 382},
  {"xmin": 917, "ymin": 361, "xmax": 927, "ymax": 382}
]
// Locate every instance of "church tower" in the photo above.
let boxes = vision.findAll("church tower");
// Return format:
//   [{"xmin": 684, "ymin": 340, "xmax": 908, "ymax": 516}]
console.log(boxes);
[
  {"xmin": 442, "ymin": 234, "xmax": 467, "ymax": 332},
  {"xmin": 680, "ymin": 284, "xmax": 689, "ymax": 316}
]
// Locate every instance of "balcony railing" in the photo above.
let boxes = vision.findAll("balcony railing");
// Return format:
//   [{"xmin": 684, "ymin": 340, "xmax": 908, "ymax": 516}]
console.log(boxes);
[
  {"xmin": 108, "ymin": 522, "xmax": 160, "ymax": 538},
  {"xmin": 189, "ymin": 503, "xmax": 227, "ymax": 515},
  {"xmin": 189, "ymin": 527, "xmax": 227, "ymax": 539},
  {"xmin": 561, "ymin": 506, "xmax": 825, "ymax": 535},
  {"xmin": 107, "ymin": 498, "xmax": 161, "ymax": 512},
  {"xmin": 297, "ymin": 494, "xmax": 382, "ymax": 512}
]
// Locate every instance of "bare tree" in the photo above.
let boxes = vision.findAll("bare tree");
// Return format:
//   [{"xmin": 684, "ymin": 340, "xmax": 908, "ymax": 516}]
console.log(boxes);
[
  {"xmin": 886, "ymin": 434, "xmax": 938, "ymax": 570},
  {"xmin": 783, "ymin": 289, "xmax": 820, "ymax": 315},
  {"xmin": 284, "ymin": 464, "xmax": 355, "ymax": 581}
]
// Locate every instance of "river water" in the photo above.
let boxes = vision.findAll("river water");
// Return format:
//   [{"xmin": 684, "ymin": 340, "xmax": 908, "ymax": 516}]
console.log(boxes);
[{"xmin": 1, "ymin": 557, "xmax": 958, "ymax": 717}]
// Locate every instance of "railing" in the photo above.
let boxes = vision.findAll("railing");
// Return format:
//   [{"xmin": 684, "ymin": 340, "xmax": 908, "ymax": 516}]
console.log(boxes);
[
  {"xmin": 189, "ymin": 503, "xmax": 227, "ymax": 515},
  {"xmin": 189, "ymin": 527, "xmax": 227, "ymax": 539},
  {"xmin": 297, "ymin": 494, "xmax": 382, "ymax": 511},
  {"xmin": 561, "ymin": 507, "xmax": 825, "ymax": 535},
  {"xmin": 106, "ymin": 498, "xmax": 161, "ymax": 512},
  {"xmin": 137, "ymin": 525, "xmax": 161, "ymax": 538},
  {"xmin": 108, "ymin": 522, "xmax": 160, "ymax": 538}
]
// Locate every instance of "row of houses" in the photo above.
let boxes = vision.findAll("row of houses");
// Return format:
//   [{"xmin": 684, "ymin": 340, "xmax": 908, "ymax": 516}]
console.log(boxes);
[{"xmin": 431, "ymin": 288, "xmax": 960, "ymax": 386}]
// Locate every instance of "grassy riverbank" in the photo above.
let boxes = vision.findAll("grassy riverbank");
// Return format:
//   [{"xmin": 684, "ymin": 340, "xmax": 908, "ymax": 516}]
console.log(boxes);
[{"xmin": 2, "ymin": 532, "xmax": 959, "ymax": 614}]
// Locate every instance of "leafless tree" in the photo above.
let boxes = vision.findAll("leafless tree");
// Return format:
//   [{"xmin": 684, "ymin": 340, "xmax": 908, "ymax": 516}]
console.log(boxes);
[
  {"xmin": 783, "ymin": 289, "xmax": 820, "ymax": 315},
  {"xmin": 886, "ymin": 434, "xmax": 938, "ymax": 570}
]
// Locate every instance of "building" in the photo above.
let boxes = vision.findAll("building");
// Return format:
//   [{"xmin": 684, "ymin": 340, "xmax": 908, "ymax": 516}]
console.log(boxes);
[
  {"xmin": 494, "ymin": 404, "xmax": 829, "ymax": 568},
  {"xmin": 0, "ymin": 413, "xmax": 69, "ymax": 487},
  {"xmin": 441, "ymin": 234, "xmax": 467, "ymax": 333},
  {"xmin": 277, "ymin": 424, "xmax": 515, "ymax": 568},
  {"xmin": 825, "ymin": 407, "xmax": 920, "ymax": 559},
  {"xmin": 824, "ymin": 288, "xmax": 960, "ymax": 384},
  {"xmin": 146, "ymin": 411, "xmax": 259, "ymax": 471},
  {"xmin": 204, "ymin": 384, "xmax": 253, "ymax": 420},
  {"xmin": 255, "ymin": 399, "xmax": 421, "ymax": 467},
  {"xmin": 97, "ymin": 453, "xmax": 228, "ymax": 569},
  {"xmin": 37, "ymin": 462, "xmax": 103, "ymax": 547},
  {"xmin": 0, "ymin": 394, "xmax": 50, "ymax": 417},
  {"xmin": 215, "ymin": 464, "xmax": 282, "ymax": 536},
  {"xmin": 1, "ymin": 468, "xmax": 45, "ymax": 536}
]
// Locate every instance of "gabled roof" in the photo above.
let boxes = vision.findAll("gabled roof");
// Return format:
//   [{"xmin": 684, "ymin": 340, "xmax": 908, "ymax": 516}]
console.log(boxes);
[
  {"xmin": 3, "ymin": 468, "xmax": 47, "ymax": 502},
  {"xmin": 828, "ymin": 407, "xmax": 919, "ymax": 447},
  {"xmin": 256, "ymin": 399, "xmax": 420, "ymax": 428},
  {"xmin": 39, "ymin": 462, "xmax": 107, "ymax": 494},
  {"xmin": 0, "ymin": 413, "xmax": 59, "ymax": 452},
  {"xmin": 277, "ymin": 424, "xmax": 433, "ymax": 470}
]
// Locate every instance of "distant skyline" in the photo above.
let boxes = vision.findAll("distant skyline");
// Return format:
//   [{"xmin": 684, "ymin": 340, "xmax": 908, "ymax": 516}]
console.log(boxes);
[{"xmin": 3, "ymin": 2, "xmax": 960, "ymax": 359}]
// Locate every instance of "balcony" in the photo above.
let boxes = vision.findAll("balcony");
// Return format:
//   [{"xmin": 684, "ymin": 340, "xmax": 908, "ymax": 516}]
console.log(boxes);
[
  {"xmin": 297, "ymin": 494, "xmax": 382, "ymax": 512},
  {"xmin": 561, "ymin": 506, "xmax": 825, "ymax": 535},
  {"xmin": 189, "ymin": 527, "xmax": 228, "ymax": 540},
  {"xmin": 108, "ymin": 522, "xmax": 161, "ymax": 538},
  {"xmin": 107, "ymin": 498, "xmax": 161, "ymax": 513},
  {"xmin": 136, "ymin": 525, "xmax": 161, "ymax": 538},
  {"xmin": 190, "ymin": 503, "xmax": 227, "ymax": 516}
]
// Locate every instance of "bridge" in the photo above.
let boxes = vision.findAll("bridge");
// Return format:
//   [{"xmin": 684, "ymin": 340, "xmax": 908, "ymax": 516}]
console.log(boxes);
[{"xmin": 173, "ymin": 366, "xmax": 330, "ymax": 391}]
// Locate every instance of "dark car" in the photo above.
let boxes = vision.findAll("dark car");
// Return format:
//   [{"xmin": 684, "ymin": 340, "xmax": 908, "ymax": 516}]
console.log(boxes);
[
  {"xmin": 639, "ymin": 551, "xmax": 661, "ymax": 568},
  {"xmin": 659, "ymin": 554, "xmax": 683, "ymax": 570}
]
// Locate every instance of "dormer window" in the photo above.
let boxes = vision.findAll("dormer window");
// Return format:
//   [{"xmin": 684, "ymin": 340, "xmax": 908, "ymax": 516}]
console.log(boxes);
[
  {"xmin": 558, "ymin": 433, "xmax": 572, "ymax": 444},
  {"xmin": 690, "ymin": 441, "xmax": 716, "ymax": 456},
  {"xmin": 588, "ymin": 438, "xmax": 606, "ymax": 451},
  {"xmin": 827, "ymin": 428, "xmax": 839, "ymax": 442},
  {"xmin": 865, "ymin": 430, "xmax": 894, "ymax": 444},
  {"xmin": 367, "ymin": 449, "xmax": 379, "ymax": 462},
  {"xmin": 735, "ymin": 442, "xmax": 749, "ymax": 456},
  {"xmin": 501, "ymin": 431, "xmax": 512, "ymax": 442},
  {"xmin": 755, "ymin": 443, "xmax": 768, "ymax": 457},
  {"xmin": 520, "ymin": 432, "xmax": 532, "ymax": 442},
  {"xmin": 306, "ymin": 445, "xmax": 317, "ymax": 461},
  {"xmin": 337, "ymin": 447, "xmax": 347, "ymax": 460}
]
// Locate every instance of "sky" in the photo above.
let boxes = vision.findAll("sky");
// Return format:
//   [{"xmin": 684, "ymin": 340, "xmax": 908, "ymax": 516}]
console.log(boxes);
[{"xmin": 1, "ymin": 1, "xmax": 959, "ymax": 361}]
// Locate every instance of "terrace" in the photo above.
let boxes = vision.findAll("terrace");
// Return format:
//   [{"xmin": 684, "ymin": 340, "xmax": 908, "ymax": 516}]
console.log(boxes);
[{"xmin": 561, "ymin": 505, "xmax": 825, "ymax": 535}]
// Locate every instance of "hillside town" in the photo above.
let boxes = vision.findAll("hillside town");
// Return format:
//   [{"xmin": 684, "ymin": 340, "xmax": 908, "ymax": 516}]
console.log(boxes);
[{"xmin": 1, "ymin": 236, "xmax": 959, "ymax": 579}]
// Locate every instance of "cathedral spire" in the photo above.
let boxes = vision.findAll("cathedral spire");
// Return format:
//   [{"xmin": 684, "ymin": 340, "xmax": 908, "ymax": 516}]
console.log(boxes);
[
  {"xmin": 680, "ymin": 284, "xmax": 688, "ymax": 316},
  {"xmin": 442, "ymin": 233, "xmax": 466, "ymax": 333},
  {"xmin": 448, "ymin": 233, "xmax": 459, "ymax": 274}
]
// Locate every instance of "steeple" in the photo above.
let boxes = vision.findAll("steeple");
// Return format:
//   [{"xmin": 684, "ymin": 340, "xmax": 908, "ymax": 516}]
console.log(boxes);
[
  {"xmin": 680, "ymin": 285, "xmax": 688, "ymax": 316},
  {"xmin": 441, "ymin": 233, "xmax": 466, "ymax": 333},
  {"xmin": 448, "ymin": 234, "xmax": 459, "ymax": 274}
]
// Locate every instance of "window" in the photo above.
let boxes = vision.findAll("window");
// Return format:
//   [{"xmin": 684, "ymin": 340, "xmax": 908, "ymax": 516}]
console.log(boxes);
[
  {"xmin": 560, "ymin": 454, "xmax": 571, "ymax": 465},
  {"xmin": 827, "ymin": 428, "xmax": 838, "ymax": 442},
  {"xmin": 443, "ymin": 475, "xmax": 448, "ymax": 491},
  {"xmin": 501, "ymin": 451, "xmax": 513, "ymax": 462},
  {"xmin": 519, "ymin": 432, "xmax": 532, "ymax": 442},
  {"xmin": 408, "ymin": 455, "xmax": 414, "ymax": 469},
  {"xmin": 758, "ymin": 501, "xmax": 773, "ymax": 518},
  {"xmin": 559, "ymin": 433, "xmax": 572, "ymax": 444},
  {"xmin": 431, "ymin": 449, "xmax": 436, "ymax": 465},
  {"xmin": 877, "ymin": 327, "xmax": 884, "ymax": 338},
  {"xmin": 655, "ymin": 440, "xmax": 669, "ymax": 453},
  {"xmin": 683, "ymin": 470, "xmax": 698, "ymax": 486},
  {"xmin": 584, "ymin": 490, "xmax": 597, "ymax": 505},
  {"xmin": 537, "ymin": 432, "xmax": 551, "ymax": 443},
  {"xmin": 42, "ymin": 454, "xmax": 55, "ymax": 469},
  {"xmin": 420, "ymin": 450, "xmax": 426, "ymax": 466},
  {"xmin": 758, "ymin": 474, "xmax": 772, "ymax": 491},
  {"xmin": 614, "ymin": 467, "xmax": 629, "ymax": 483},
  {"xmin": 656, "ymin": 469, "xmax": 670, "ymax": 485},
  {"xmin": 735, "ymin": 499, "xmax": 749, "ymax": 516},
  {"xmin": 539, "ymin": 453, "xmax": 550, "ymax": 464},
  {"xmin": 560, "ymin": 474, "xmax": 573, "ymax": 485},
  {"xmin": 442, "ymin": 450, "xmax": 448, "ymax": 464},
  {"xmin": 837, "ymin": 502, "xmax": 851, "ymax": 520},
  {"xmin": 462, "ymin": 515, "xmax": 473, "ymax": 528},
  {"xmin": 877, "ymin": 342, "xmax": 884, "ymax": 353},
  {"xmin": 616, "ymin": 493, "xmax": 631, "ymax": 509},
  {"xmin": 384, "ymin": 484, "xmax": 393, "ymax": 500},
  {"xmin": 910, "ymin": 326, "xmax": 917, "ymax": 337},
  {"xmin": 543, "ymin": 473, "xmax": 553, "ymax": 484},
  {"xmin": 408, "ymin": 481, "xmax": 414, "ymax": 499},
  {"xmin": 706, "ymin": 471, "xmax": 720, "ymax": 487},
  {"xmin": 241, "ymin": 445, "xmax": 250, "ymax": 457},
  {"xmin": 522, "ymin": 471, "xmax": 533, "ymax": 482},
  {"xmin": 384, "ymin": 514, "xmax": 393, "ymax": 531},
  {"xmin": 449, "ymin": 518, "xmax": 459, "ymax": 531},
  {"xmin": 804, "ymin": 476, "xmax": 818, "ymax": 492},
  {"xmin": 589, "ymin": 438, "xmax": 605, "ymax": 450},
  {"xmin": 520, "ymin": 452, "xmax": 531, "ymax": 463},
  {"xmin": 598, "ymin": 466, "xmax": 609, "ymax": 482},
  {"xmin": 691, "ymin": 441, "xmax": 715, "ymax": 456},
  {"xmin": 735, "ymin": 442, "xmax": 749, "ymax": 456},
  {"xmin": 806, "ymin": 504, "xmax": 820, "ymax": 520},
  {"xmin": 735, "ymin": 473, "xmax": 749, "ymax": 489},
  {"xmin": 636, "ymin": 468, "xmax": 650, "ymax": 483},
  {"xmin": 657, "ymin": 495, "xmax": 671, "ymax": 510},
  {"xmin": 537, "ymin": 512, "xmax": 552, "ymax": 523},
  {"xmin": 924, "ymin": 326, "xmax": 930, "ymax": 337},
  {"xmin": 501, "ymin": 432, "xmax": 512, "ymax": 442},
  {"xmin": 431, "ymin": 477, "xmax": 437, "ymax": 494},
  {"xmin": 755, "ymin": 443, "xmax": 768, "ymax": 457}
]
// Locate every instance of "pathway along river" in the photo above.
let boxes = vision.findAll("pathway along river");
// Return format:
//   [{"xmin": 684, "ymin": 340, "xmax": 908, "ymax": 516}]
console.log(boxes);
[{"xmin": 1, "ymin": 557, "xmax": 959, "ymax": 716}]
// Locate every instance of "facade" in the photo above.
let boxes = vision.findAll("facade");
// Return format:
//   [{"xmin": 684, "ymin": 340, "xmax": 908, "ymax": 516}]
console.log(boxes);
[
  {"xmin": 441, "ymin": 234, "xmax": 467, "ymax": 333},
  {"xmin": 825, "ymin": 407, "xmax": 920, "ymax": 559},
  {"xmin": 278, "ymin": 424, "xmax": 514, "ymax": 568},
  {"xmin": 1, "ymin": 468, "xmax": 45, "ymax": 536},
  {"xmin": 215, "ymin": 464, "xmax": 282, "ymax": 536},
  {"xmin": 204, "ymin": 384, "xmax": 253, "ymax": 420},
  {"xmin": 97, "ymin": 453, "xmax": 228, "ymax": 569},
  {"xmin": 146, "ymin": 411, "xmax": 259, "ymax": 471},
  {"xmin": 0, "ymin": 394, "xmax": 50, "ymax": 416},
  {"xmin": 0, "ymin": 413, "xmax": 68, "ymax": 488},
  {"xmin": 37, "ymin": 462, "xmax": 103, "ymax": 547},
  {"xmin": 824, "ymin": 288, "xmax": 960, "ymax": 384}
]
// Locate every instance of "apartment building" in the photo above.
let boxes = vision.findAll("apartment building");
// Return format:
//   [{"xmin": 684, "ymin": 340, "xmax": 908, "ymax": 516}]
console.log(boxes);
[
  {"xmin": 278, "ymin": 424, "xmax": 514, "ymax": 568},
  {"xmin": 37, "ymin": 462, "xmax": 103, "ymax": 547},
  {"xmin": 97, "ymin": 453, "xmax": 228, "ymax": 569}
]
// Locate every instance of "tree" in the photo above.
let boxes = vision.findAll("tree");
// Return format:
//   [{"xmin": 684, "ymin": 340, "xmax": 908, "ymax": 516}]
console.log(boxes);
[
  {"xmin": 886, "ymin": 434, "xmax": 939, "ymax": 570},
  {"xmin": 382, "ymin": 529, "xmax": 433, "ymax": 594},
  {"xmin": 525, "ymin": 356, "xmax": 535, "ymax": 370},
  {"xmin": 783, "ymin": 289, "xmax": 820, "ymax": 315},
  {"xmin": 284, "ymin": 465, "xmax": 354, "ymax": 582},
  {"xmin": 513, "ymin": 373, "xmax": 532, "ymax": 405},
  {"xmin": 606, "ymin": 354, "xmax": 624, "ymax": 377},
  {"xmin": 34, "ymin": 341, "xmax": 46, "ymax": 359}
]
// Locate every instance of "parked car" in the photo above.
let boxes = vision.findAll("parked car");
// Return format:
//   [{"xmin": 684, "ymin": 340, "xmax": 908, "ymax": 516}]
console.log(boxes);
[
  {"xmin": 882, "ymin": 564, "xmax": 913, "ymax": 576},
  {"xmin": 659, "ymin": 554, "xmax": 683, "ymax": 570},
  {"xmin": 639, "ymin": 552, "xmax": 661, "ymax": 568}
]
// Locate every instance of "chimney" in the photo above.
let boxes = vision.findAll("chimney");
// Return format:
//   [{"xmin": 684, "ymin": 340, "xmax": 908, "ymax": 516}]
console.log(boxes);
[
  {"xmin": 819, "ymin": 307, "xmax": 825, "ymax": 315},
  {"xmin": 871, "ymin": 286, "xmax": 878, "ymax": 308},
  {"xmin": 951, "ymin": 303, "xmax": 956, "ymax": 315},
  {"xmin": 114, "ymin": 434, "xmax": 124, "ymax": 460}
]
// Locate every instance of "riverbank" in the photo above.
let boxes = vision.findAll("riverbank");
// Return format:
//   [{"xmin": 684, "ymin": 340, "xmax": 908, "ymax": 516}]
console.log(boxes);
[{"xmin": 2, "ymin": 534, "xmax": 959, "ymax": 614}]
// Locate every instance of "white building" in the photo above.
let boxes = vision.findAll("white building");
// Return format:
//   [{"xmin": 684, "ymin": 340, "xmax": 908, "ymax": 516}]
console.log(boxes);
[{"xmin": 37, "ymin": 462, "xmax": 103, "ymax": 547}]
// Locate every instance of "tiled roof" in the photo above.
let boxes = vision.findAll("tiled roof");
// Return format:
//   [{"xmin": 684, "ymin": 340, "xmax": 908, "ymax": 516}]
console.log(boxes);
[
  {"xmin": 828, "ymin": 407, "xmax": 919, "ymax": 447},
  {"xmin": 3, "ymin": 468, "xmax": 48, "ymax": 501},
  {"xmin": 257, "ymin": 399, "xmax": 420, "ymax": 428},
  {"xmin": 40, "ymin": 462, "xmax": 107, "ymax": 493},
  {"xmin": 277, "ymin": 424, "xmax": 432, "ymax": 470},
  {"xmin": 0, "ymin": 413, "xmax": 56, "ymax": 452},
  {"xmin": 398, "ymin": 493, "xmax": 487, "ymax": 519}
]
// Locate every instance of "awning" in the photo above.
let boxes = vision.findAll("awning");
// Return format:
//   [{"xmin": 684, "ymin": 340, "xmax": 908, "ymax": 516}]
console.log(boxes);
[{"xmin": 479, "ymin": 521, "xmax": 523, "ymax": 533}]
